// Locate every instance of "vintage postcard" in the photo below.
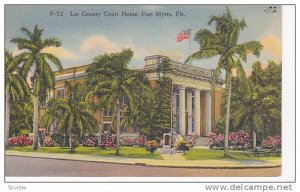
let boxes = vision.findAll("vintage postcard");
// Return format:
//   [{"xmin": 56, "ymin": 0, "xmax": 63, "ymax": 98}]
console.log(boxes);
[{"xmin": 3, "ymin": 3, "xmax": 296, "ymax": 185}]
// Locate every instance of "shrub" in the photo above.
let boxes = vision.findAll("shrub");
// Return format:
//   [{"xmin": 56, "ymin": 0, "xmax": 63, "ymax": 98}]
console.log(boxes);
[
  {"xmin": 229, "ymin": 130, "xmax": 251, "ymax": 149},
  {"xmin": 273, "ymin": 135, "xmax": 281, "ymax": 149},
  {"xmin": 83, "ymin": 136, "xmax": 98, "ymax": 147},
  {"xmin": 146, "ymin": 140, "xmax": 158, "ymax": 154},
  {"xmin": 43, "ymin": 136, "xmax": 59, "ymax": 147},
  {"xmin": 134, "ymin": 135, "xmax": 147, "ymax": 147},
  {"xmin": 9, "ymin": 135, "xmax": 32, "ymax": 147},
  {"xmin": 100, "ymin": 136, "xmax": 114, "ymax": 148},
  {"xmin": 187, "ymin": 134, "xmax": 195, "ymax": 148},
  {"xmin": 175, "ymin": 140, "xmax": 191, "ymax": 153},
  {"xmin": 122, "ymin": 137, "xmax": 133, "ymax": 146},
  {"xmin": 261, "ymin": 135, "xmax": 281, "ymax": 149},
  {"xmin": 237, "ymin": 130, "xmax": 250, "ymax": 146},
  {"xmin": 208, "ymin": 132, "xmax": 224, "ymax": 148},
  {"xmin": 229, "ymin": 132, "xmax": 238, "ymax": 146}
]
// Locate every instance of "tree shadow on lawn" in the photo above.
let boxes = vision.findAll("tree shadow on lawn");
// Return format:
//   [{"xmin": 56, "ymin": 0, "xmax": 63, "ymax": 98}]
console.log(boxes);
[
  {"xmin": 183, "ymin": 148, "xmax": 280, "ymax": 165},
  {"xmin": 222, "ymin": 155, "xmax": 268, "ymax": 165}
]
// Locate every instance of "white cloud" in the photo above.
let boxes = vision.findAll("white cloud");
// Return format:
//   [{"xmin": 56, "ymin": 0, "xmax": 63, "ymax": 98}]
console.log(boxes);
[
  {"xmin": 260, "ymin": 33, "xmax": 282, "ymax": 63},
  {"xmin": 81, "ymin": 36, "xmax": 120, "ymax": 54},
  {"xmin": 42, "ymin": 47, "xmax": 78, "ymax": 60}
]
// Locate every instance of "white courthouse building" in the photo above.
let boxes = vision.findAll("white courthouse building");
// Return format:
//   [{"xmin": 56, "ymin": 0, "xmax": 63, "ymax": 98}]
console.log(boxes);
[
  {"xmin": 40, "ymin": 55, "xmax": 223, "ymax": 137},
  {"xmin": 141, "ymin": 55, "xmax": 223, "ymax": 137}
]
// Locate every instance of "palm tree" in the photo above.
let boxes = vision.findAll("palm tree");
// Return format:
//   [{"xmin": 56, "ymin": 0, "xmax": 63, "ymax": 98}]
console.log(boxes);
[
  {"xmin": 86, "ymin": 49, "xmax": 147, "ymax": 155},
  {"xmin": 185, "ymin": 8, "xmax": 263, "ymax": 157},
  {"xmin": 5, "ymin": 51, "xmax": 30, "ymax": 148},
  {"xmin": 85, "ymin": 54, "xmax": 111, "ymax": 148},
  {"xmin": 41, "ymin": 82, "xmax": 97, "ymax": 152},
  {"xmin": 10, "ymin": 25, "xmax": 63, "ymax": 150}
]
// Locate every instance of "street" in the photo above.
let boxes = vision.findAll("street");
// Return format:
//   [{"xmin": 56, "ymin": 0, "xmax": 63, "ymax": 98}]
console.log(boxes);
[{"xmin": 5, "ymin": 156, "xmax": 281, "ymax": 177}]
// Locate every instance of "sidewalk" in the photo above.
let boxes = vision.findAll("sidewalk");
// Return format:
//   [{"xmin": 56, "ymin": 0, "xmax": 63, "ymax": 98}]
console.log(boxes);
[{"xmin": 5, "ymin": 150, "xmax": 281, "ymax": 169}]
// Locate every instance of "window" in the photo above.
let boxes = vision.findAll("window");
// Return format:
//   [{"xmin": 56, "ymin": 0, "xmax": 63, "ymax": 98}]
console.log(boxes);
[
  {"xmin": 40, "ymin": 99, "xmax": 48, "ymax": 108},
  {"xmin": 56, "ymin": 88, "xmax": 65, "ymax": 98},
  {"xmin": 40, "ymin": 93, "xmax": 49, "ymax": 108},
  {"xmin": 192, "ymin": 95, "xmax": 195, "ymax": 110},
  {"xmin": 192, "ymin": 115, "xmax": 195, "ymax": 132},
  {"xmin": 176, "ymin": 94, "xmax": 179, "ymax": 109}
]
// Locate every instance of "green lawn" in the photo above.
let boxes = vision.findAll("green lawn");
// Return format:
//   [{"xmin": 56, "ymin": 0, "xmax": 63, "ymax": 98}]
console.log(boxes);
[
  {"xmin": 184, "ymin": 148, "xmax": 281, "ymax": 161},
  {"xmin": 7, "ymin": 146, "xmax": 163, "ymax": 160}
]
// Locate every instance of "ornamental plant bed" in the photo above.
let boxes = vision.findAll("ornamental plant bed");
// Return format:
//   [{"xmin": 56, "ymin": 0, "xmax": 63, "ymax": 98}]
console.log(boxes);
[{"xmin": 8, "ymin": 135, "xmax": 32, "ymax": 147}]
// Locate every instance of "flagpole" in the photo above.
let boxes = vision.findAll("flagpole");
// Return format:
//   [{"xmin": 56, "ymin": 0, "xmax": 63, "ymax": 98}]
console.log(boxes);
[
  {"xmin": 189, "ymin": 28, "xmax": 192, "ymax": 64},
  {"xmin": 170, "ymin": 82, "xmax": 173, "ymax": 156}
]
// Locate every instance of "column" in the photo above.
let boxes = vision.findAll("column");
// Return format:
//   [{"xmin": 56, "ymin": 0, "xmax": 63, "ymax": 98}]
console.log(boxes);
[
  {"xmin": 194, "ymin": 89, "xmax": 201, "ymax": 136},
  {"xmin": 49, "ymin": 90, "xmax": 54, "ymax": 99},
  {"xmin": 171, "ymin": 88, "xmax": 177, "ymax": 132},
  {"xmin": 187, "ymin": 91, "xmax": 193, "ymax": 135},
  {"xmin": 205, "ymin": 91, "xmax": 212, "ymax": 136},
  {"xmin": 178, "ymin": 86, "xmax": 186, "ymax": 136}
]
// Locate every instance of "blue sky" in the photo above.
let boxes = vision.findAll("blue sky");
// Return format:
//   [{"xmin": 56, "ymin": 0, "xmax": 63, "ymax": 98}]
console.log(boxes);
[{"xmin": 5, "ymin": 5, "xmax": 282, "ymax": 73}]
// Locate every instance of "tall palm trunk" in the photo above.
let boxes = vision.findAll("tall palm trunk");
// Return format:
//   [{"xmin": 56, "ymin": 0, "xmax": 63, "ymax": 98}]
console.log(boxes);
[
  {"xmin": 252, "ymin": 122, "xmax": 257, "ymax": 149},
  {"xmin": 5, "ymin": 92, "xmax": 10, "ymax": 149},
  {"xmin": 115, "ymin": 99, "xmax": 120, "ymax": 155},
  {"xmin": 32, "ymin": 95, "xmax": 39, "ymax": 150},
  {"xmin": 224, "ymin": 79, "xmax": 232, "ymax": 157},
  {"xmin": 69, "ymin": 132, "xmax": 74, "ymax": 153},
  {"xmin": 98, "ymin": 109, "xmax": 104, "ymax": 148},
  {"xmin": 63, "ymin": 133, "xmax": 66, "ymax": 148}
]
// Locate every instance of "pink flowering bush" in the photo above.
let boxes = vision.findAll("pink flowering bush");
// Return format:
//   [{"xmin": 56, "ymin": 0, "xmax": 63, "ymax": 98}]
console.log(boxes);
[
  {"xmin": 83, "ymin": 136, "xmax": 98, "ymax": 147},
  {"xmin": 134, "ymin": 135, "xmax": 147, "ymax": 147},
  {"xmin": 261, "ymin": 135, "xmax": 281, "ymax": 149},
  {"xmin": 273, "ymin": 135, "xmax": 281, "ymax": 149},
  {"xmin": 229, "ymin": 132, "xmax": 238, "ymax": 146},
  {"xmin": 121, "ymin": 135, "xmax": 148, "ymax": 147},
  {"xmin": 229, "ymin": 131, "xmax": 251, "ymax": 149},
  {"xmin": 9, "ymin": 135, "xmax": 33, "ymax": 147},
  {"xmin": 208, "ymin": 132, "xmax": 224, "ymax": 148},
  {"xmin": 187, "ymin": 134, "xmax": 195, "ymax": 148},
  {"xmin": 122, "ymin": 137, "xmax": 133, "ymax": 146},
  {"xmin": 100, "ymin": 136, "xmax": 114, "ymax": 148},
  {"xmin": 43, "ymin": 136, "xmax": 59, "ymax": 147},
  {"xmin": 237, "ymin": 131, "xmax": 250, "ymax": 146}
]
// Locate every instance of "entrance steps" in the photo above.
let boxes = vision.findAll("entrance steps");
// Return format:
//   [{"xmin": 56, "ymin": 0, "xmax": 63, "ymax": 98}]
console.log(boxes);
[{"xmin": 194, "ymin": 136, "xmax": 208, "ymax": 146}]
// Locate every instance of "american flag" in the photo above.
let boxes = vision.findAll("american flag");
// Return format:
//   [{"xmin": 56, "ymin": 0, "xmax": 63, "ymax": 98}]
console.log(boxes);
[{"xmin": 176, "ymin": 29, "xmax": 191, "ymax": 42}]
